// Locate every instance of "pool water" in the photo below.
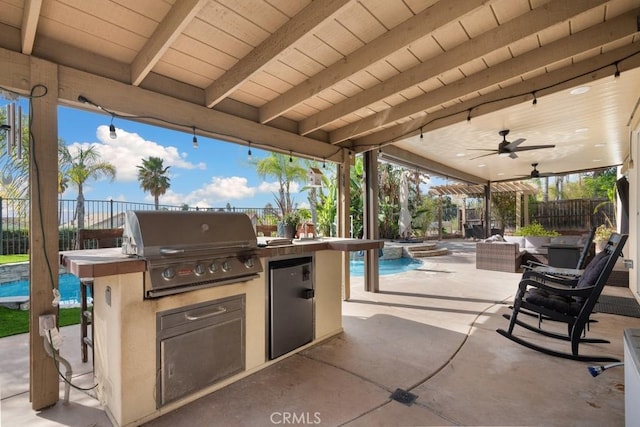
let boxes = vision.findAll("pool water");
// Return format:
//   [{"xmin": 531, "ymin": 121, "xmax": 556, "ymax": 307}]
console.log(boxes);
[
  {"xmin": 0, "ymin": 274, "xmax": 85, "ymax": 305},
  {"xmin": 350, "ymin": 257, "xmax": 423, "ymax": 276}
]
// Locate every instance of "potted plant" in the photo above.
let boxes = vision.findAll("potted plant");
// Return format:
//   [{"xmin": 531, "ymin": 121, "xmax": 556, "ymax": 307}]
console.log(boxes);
[
  {"xmin": 594, "ymin": 222, "xmax": 615, "ymax": 252},
  {"xmin": 281, "ymin": 210, "xmax": 301, "ymax": 239}
]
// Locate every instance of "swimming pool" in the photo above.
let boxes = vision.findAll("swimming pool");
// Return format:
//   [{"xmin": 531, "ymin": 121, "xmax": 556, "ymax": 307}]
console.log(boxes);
[
  {"xmin": 350, "ymin": 257, "xmax": 423, "ymax": 276},
  {"xmin": 0, "ymin": 274, "xmax": 85, "ymax": 306}
]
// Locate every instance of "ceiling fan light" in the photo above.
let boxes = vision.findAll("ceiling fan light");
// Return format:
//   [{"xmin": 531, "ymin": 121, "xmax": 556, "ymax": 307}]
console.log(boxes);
[{"xmin": 498, "ymin": 152, "xmax": 510, "ymax": 157}]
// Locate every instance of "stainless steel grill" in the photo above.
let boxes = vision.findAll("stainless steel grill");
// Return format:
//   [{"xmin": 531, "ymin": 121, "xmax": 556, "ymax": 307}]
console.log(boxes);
[{"xmin": 122, "ymin": 210, "xmax": 263, "ymax": 298}]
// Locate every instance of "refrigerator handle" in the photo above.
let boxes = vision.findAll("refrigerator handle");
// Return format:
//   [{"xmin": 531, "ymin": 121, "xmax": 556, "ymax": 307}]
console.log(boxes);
[{"xmin": 302, "ymin": 289, "xmax": 315, "ymax": 299}]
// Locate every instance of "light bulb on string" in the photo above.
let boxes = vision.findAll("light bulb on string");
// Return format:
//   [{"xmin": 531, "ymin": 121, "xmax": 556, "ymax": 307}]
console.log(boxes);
[
  {"xmin": 247, "ymin": 141, "xmax": 252, "ymax": 160},
  {"xmin": 109, "ymin": 115, "xmax": 117, "ymax": 139},
  {"xmin": 532, "ymin": 92, "xmax": 537, "ymax": 107},
  {"xmin": 192, "ymin": 126, "xmax": 198, "ymax": 148},
  {"xmin": 289, "ymin": 150, "xmax": 293, "ymax": 163},
  {"xmin": 614, "ymin": 62, "xmax": 621, "ymax": 79}
]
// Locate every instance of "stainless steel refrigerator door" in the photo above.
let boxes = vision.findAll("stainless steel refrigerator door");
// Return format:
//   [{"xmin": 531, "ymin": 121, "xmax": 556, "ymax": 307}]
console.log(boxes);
[{"xmin": 269, "ymin": 257, "xmax": 314, "ymax": 359}]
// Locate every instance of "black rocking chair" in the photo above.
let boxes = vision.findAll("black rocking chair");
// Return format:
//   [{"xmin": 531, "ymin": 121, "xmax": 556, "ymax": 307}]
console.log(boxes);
[{"xmin": 497, "ymin": 232, "xmax": 627, "ymax": 362}]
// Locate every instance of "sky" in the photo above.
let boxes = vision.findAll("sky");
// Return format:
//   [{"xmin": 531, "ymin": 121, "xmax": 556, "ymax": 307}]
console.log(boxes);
[
  {"xmin": 56, "ymin": 105, "xmax": 310, "ymax": 210},
  {"xmin": 3, "ymin": 98, "xmax": 441, "ymax": 209}
]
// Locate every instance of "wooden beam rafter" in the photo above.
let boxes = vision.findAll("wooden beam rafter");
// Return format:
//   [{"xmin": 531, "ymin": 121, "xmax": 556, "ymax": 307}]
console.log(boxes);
[
  {"xmin": 354, "ymin": 42, "xmax": 640, "ymax": 148},
  {"xmin": 259, "ymin": 0, "xmax": 493, "ymax": 124},
  {"xmin": 131, "ymin": 0, "xmax": 208, "ymax": 86},
  {"xmin": 298, "ymin": 0, "xmax": 609, "ymax": 135},
  {"xmin": 329, "ymin": 9, "xmax": 640, "ymax": 144},
  {"xmin": 21, "ymin": 0, "xmax": 42, "ymax": 55},
  {"xmin": 204, "ymin": 0, "xmax": 353, "ymax": 108}
]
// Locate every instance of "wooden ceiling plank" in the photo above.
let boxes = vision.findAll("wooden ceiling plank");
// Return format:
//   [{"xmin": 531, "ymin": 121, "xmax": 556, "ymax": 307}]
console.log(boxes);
[
  {"xmin": 300, "ymin": 0, "xmax": 609, "ymax": 136},
  {"xmin": 131, "ymin": 0, "xmax": 208, "ymax": 86},
  {"xmin": 204, "ymin": 0, "xmax": 353, "ymax": 108},
  {"xmin": 259, "ymin": 0, "xmax": 493, "ymax": 124},
  {"xmin": 21, "ymin": 0, "xmax": 42, "ymax": 55},
  {"xmin": 329, "ymin": 8, "xmax": 640, "ymax": 143},
  {"xmin": 354, "ymin": 42, "xmax": 640, "ymax": 149}
]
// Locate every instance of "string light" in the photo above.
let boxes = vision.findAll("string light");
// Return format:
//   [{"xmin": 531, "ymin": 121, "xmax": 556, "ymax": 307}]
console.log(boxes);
[
  {"xmin": 192, "ymin": 126, "xmax": 198, "ymax": 148},
  {"xmin": 532, "ymin": 91, "xmax": 537, "ymax": 107},
  {"xmin": 466, "ymin": 109, "xmax": 472, "ymax": 123},
  {"xmin": 109, "ymin": 114, "xmax": 117, "ymax": 139},
  {"xmin": 247, "ymin": 141, "xmax": 252, "ymax": 160},
  {"xmin": 322, "ymin": 158, "xmax": 326, "ymax": 169},
  {"xmin": 420, "ymin": 127, "xmax": 423, "ymax": 139},
  {"xmin": 614, "ymin": 62, "xmax": 620, "ymax": 79},
  {"xmin": 289, "ymin": 150, "xmax": 293, "ymax": 163}
]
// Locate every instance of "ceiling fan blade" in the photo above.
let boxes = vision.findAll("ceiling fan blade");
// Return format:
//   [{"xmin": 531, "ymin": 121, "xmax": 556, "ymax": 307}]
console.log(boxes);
[
  {"xmin": 509, "ymin": 152, "xmax": 518, "ymax": 159},
  {"xmin": 504, "ymin": 138, "xmax": 526, "ymax": 150},
  {"xmin": 469, "ymin": 152, "xmax": 496, "ymax": 160},
  {"xmin": 467, "ymin": 148, "xmax": 497, "ymax": 152},
  {"xmin": 513, "ymin": 144, "xmax": 556, "ymax": 152}
]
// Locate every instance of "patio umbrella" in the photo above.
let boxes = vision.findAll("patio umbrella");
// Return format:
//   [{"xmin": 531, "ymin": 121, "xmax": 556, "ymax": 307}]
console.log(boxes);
[{"xmin": 399, "ymin": 171, "xmax": 412, "ymax": 238}]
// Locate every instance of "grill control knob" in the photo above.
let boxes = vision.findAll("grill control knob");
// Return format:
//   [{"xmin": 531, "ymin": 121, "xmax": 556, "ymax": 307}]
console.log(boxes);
[
  {"xmin": 244, "ymin": 257, "xmax": 255, "ymax": 269},
  {"xmin": 209, "ymin": 262, "xmax": 219, "ymax": 273},
  {"xmin": 222, "ymin": 260, "xmax": 232, "ymax": 272},
  {"xmin": 162, "ymin": 267, "xmax": 176, "ymax": 280},
  {"xmin": 194, "ymin": 263, "xmax": 206, "ymax": 276}
]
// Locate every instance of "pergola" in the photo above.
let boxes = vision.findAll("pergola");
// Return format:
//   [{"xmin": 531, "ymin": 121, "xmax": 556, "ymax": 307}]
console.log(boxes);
[{"xmin": 428, "ymin": 182, "xmax": 539, "ymax": 237}]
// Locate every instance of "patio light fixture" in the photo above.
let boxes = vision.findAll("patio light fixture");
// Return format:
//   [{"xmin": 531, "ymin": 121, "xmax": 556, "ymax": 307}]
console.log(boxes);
[
  {"xmin": 109, "ymin": 114, "xmax": 117, "ymax": 139},
  {"xmin": 192, "ymin": 126, "xmax": 198, "ymax": 148}
]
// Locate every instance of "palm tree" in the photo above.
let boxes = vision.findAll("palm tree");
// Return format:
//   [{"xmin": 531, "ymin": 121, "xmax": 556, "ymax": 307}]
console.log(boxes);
[
  {"xmin": 137, "ymin": 156, "xmax": 171, "ymax": 210},
  {"xmin": 255, "ymin": 153, "xmax": 307, "ymax": 217},
  {"xmin": 62, "ymin": 145, "xmax": 116, "ymax": 230}
]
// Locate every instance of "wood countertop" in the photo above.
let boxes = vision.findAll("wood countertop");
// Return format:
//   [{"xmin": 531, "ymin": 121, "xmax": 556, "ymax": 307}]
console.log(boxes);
[{"xmin": 61, "ymin": 238, "xmax": 384, "ymax": 279}]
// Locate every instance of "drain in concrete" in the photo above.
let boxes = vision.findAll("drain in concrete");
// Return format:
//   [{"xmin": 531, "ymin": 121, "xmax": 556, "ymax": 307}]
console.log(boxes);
[{"xmin": 390, "ymin": 388, "xmax": 418, "ymax": 406}]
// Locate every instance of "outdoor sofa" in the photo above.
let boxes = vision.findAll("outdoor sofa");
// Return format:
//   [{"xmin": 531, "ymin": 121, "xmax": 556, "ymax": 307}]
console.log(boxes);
[{"xmin": 476, "ymin": 235, "xmax": 584, "ymax": 273}]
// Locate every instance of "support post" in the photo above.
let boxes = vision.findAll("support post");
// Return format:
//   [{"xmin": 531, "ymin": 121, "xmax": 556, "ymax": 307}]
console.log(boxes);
[
  {"xmin": 363, "ymin": 150, "xmax": 379, "ymax": 293},
  {"xmin": 483, "ymin": 184, "xmax": 491, "ymax": 239},
  {"xmin": 28, "ymin": 57, "xmax": 60, "ymax": 410},
  {"xmin": 337, "ymin": 159, "xmax": 351, "ymax": 300}
]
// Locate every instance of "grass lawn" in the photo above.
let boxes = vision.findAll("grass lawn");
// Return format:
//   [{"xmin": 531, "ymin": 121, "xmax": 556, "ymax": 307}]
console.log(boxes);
[
  {"xmin": 0, "ymin": 307, "xmax": 81, "ymax": 338},
  {"xmin": 0, "ymin": 254, "xmax": 29, "ymax": 265}
]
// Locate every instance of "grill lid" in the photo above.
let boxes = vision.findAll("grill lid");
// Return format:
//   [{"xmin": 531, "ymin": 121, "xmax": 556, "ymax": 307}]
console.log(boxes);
[{"xmin": 122, "ymin": 210, "xmax": 258, "ymax": 258}]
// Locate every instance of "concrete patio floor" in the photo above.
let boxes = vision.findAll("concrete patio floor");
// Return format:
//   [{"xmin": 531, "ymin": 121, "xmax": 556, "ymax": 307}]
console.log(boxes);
[{"xmin": 2, "ymin": 240, "xmax": 639, "ymax": 426}]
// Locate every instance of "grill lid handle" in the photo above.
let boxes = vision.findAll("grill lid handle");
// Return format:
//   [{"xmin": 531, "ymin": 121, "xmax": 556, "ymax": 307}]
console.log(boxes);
[{"xmin": 159, "ymin": 248, "xmax": 185, "ymax": 255}]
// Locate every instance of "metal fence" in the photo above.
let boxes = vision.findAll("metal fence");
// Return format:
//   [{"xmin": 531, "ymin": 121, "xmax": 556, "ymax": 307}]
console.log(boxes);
[{"xmin": 0, "ymin": 197, "xmax": 280, "ymax": 255}]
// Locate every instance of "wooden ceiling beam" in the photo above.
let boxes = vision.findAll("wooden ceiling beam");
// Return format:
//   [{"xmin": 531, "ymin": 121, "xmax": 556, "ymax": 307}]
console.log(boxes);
[
  {"xmin": 380, "ymin": 145, "xmax": 485, "ymax": 184},
  {"xmin": 259, "ymin": 0, "xmax": 493, "ymax": 124},
  {"xmin": 204, "ymin": 0, "xmax": 352, "ymax": 108},
  {"xmin": 298, "ymin": 0, "xmax": 609, "ymax": 135},
  {"xmin": 53, "ymin": 64, "xmax": 344, "ymax": 163},
  {"xmin": 329, "ymin": 9, "xmax": 640, "ymax": 144},
  {"xmin": 131, "ymin": 0, "xmax": 208, "ymax": 86},
  {"xmin": 21, "ymin": 0, "xmax": 42, "ymax": 55}
]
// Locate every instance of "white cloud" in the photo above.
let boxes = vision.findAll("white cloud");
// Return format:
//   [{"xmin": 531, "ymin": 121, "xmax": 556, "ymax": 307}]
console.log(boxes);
[
  {"xmin": 155, "ymin": 177, "xmax": 305, "ymax": 209},
  {"xmin": 66, "ymin": 126, "xmax": 206, "ymax": 182}
]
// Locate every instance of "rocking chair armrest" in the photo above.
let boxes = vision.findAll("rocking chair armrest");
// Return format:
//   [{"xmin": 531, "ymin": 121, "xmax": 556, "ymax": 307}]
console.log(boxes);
[
  {"xmin": 518, "ymin": 278, "xmax": 593, "ymax": 297},
  {"xmin": 531, "ymin": 265, "xmax": 584, "ymax": 278},
  {"xmin": 521, "ymin": 270, "xmax": 579, "ymax": 286}
]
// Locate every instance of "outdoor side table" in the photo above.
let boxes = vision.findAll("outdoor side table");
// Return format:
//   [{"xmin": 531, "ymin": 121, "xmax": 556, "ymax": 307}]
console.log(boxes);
[{"xmin": 546, "ymin": 244, "xmax": 581, "ymax": 268}]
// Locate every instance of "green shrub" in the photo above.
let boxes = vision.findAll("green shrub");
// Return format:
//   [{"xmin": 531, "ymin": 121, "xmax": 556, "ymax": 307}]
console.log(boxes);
[{"xmin": 513, "ymin": 222, "xmax": 559, "ymax": 237}]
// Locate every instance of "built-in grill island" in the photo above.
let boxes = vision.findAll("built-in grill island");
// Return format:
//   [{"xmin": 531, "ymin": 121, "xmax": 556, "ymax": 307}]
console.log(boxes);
[
  {"xmin": 122, "ymin": 210, "xmax": 263, "ymax": 298},
  {"xmin": 60, "ymin": 211, "xmax": 383, "ymax": 427}
]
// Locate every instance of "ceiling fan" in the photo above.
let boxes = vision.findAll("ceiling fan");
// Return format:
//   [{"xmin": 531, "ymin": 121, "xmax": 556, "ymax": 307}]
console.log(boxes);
[
  {"xmin": 521, "ymin": 163, "xmax": 555, "ymax": 179},
  {"xmin": 468, "ymin": 129, "xmax": 555, "ymax": 160}
]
